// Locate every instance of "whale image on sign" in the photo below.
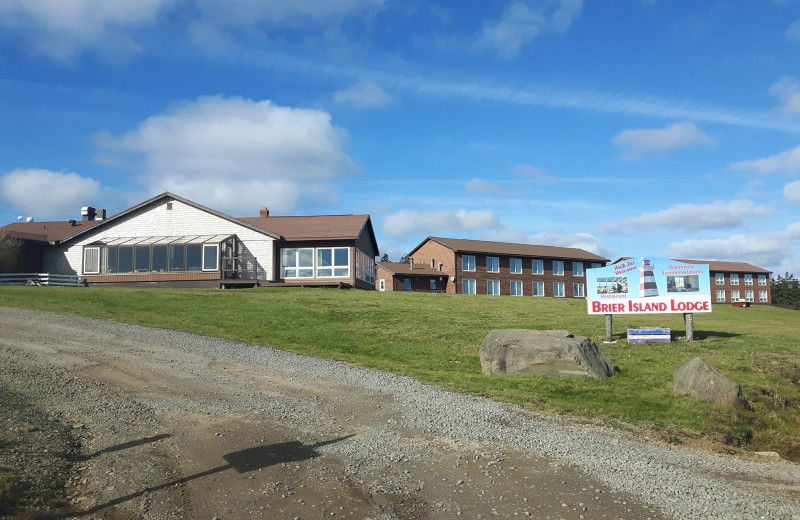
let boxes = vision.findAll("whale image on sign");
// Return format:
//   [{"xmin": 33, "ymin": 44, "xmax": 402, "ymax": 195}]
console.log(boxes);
[{"xmin": 587, "ymin": 257, "xmax": 711, "ymax": 315}]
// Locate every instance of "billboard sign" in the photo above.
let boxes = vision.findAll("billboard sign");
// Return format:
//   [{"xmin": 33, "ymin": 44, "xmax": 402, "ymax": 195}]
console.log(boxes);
[{"xmin": 587, "ymin": 257, "xmax": 711, "ymax": 315}]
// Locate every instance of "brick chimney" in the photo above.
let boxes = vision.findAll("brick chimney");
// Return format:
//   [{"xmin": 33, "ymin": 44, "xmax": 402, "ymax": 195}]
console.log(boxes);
[{"xmin": 260, "ymin": 207, "xmax": 270, "ymax": 218}]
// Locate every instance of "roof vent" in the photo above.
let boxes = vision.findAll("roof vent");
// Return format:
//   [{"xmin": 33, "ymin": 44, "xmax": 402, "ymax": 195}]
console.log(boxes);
[
  {"xmin": 96, "ymin": 208, "xmax": 106, "ymax": 220},
  {"xmin": 408, "ymin": 257, "xmax": 413, "ymax": 270},
  {"xmin": 69, "ymin": 219, "xmax": 77, "ymax": 226},
  {"xmin": 260, "ymin": 207, "xmax": 270, "ymax": 218}
]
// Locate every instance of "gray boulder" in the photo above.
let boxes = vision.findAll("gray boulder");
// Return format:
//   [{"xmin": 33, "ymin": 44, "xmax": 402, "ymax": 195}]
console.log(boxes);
[
  {"xmin": 673, "ymin": 357, "xmax": 747, "ymax": 407},
  {"xmin": 480, "ymin": 329, "xmax": 615, "ymax": 379}
]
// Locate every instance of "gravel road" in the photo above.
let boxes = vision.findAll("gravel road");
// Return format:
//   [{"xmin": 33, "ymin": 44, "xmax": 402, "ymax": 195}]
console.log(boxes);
[{"xmin": 1, "ymin": 306, "xmax": 798, "ymax": 520}]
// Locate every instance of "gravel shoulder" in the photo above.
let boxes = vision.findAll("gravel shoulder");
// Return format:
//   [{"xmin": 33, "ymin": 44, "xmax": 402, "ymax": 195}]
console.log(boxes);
[{"xmin": 1, "ymin": 306, "xmax": 798, "ymax": 520}]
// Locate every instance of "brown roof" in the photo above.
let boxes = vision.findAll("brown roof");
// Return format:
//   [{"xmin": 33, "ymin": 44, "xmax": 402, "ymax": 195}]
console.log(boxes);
[
  {"xmin": 240, "ymin": 214, "xmax": 372, "ymax": 241},
  {"xmin": 412, "ymin": 236, "xmax": 608, "ymax": 262},
  {"xmin": 614, "ymin": 257, "xmax": 771, "ymax": 274},
  {"xmin": 1, "ymin": 220, "xmax": 103, "ymax": 243},
  {"xmin": 377, "ymin": 262, "xmax": 445, "ymax": 277}
]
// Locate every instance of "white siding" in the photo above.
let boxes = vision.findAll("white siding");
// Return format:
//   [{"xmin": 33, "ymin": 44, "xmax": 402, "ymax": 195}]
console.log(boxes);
[{"xmin": 44, "ymin": 199, "xmax": 275, "ymax": 279}]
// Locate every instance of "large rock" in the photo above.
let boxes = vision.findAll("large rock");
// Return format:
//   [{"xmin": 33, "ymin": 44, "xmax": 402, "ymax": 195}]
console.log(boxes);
[
  {"xmin": 673, "ymin": 357, "xmax": 747, "ymax": 407},
  {"xmin": 480, "ymin": 329, "xmax": 615, "ymax": 379}
]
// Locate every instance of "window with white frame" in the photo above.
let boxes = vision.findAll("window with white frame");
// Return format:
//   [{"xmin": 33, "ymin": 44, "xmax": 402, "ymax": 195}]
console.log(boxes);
[
  {"xmin": 281, "ymin": 248, "xmax": 314, "ymax": 278},
  {"xmin": 553, "ymin": 282, "xmax": 565, "ymax": 297},
  {"xmin": 532, "ymin": 259, "xmax": 543, "ymax": 275},
  {"xmin": 758, "ymin": 274, "xmax": 767, "ymax": 286},
  {"xmin": 759, "ymin": 290, "xmax": 768, "ymax": 302},
  {"xmin": 317, "ymin": 247, "xmax": 349, "ymax": 277},
  {"xmin": 573, "ymin": 283, "xmax": 585, "ymax": 297},
  {"xmin": 744, "ymin": 274, "xmax": 753, "ymax": 286},
  {"xmin": 745, "ymin": 290, "xmax": 754, "ymax": 302},
  {"xmin": 83, "ymin": 247, "xmax": 100, "ymax": 274},
  {"xmin": 510, "ymin": 280, "xmax": 523, "ymax": 296},
  {"xmin": 379, "ymin": 279, "xmax": 386, "ymax": 291},
  {"xmin": 487, "ymin": 280, "xmax": 500, "ymax": 295},
  {"xmin": 462, "ymin": 255, "xmax": 476, "ymax": 272},
  {"xmin": 715, "ymin": 273, "xmax": 724, "ymax": 285},
  {"xmin": 462, "ymin": 279, "xmax": 476, "ymax": 294},
  {"xmin": 730, "ymin": 273, "xmax": 739, "ymax": 285},
  {"xmin": 731, "ymin": 290, "xmax": 740, "ymax": 302},
  {"xmin": 202, "ymin": 244, "xmax": 219, "ymax": 271},
  {"xmin": 716, "ymin": 290, "xmax": 726, "ymax": 302},
  {"xmin": 553, "ymin": 260, "xmax": 564, "ymax": 276},
  {"xmin": 532, "ymin": 281, "xmax": 544, "ymax": 296},
  {"xmin": 510, "ymin": 258, "xmax": 522, "ymax": 274},
  {"xmin": 573, "ymin": 262, "xmax": 584, "ymax": 277},
  {"xmin": 487, "ymin": 256, "xmax": 499, "ymax": 273}
]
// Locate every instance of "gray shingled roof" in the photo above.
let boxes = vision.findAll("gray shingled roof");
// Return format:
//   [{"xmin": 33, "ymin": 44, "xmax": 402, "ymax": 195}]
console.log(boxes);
[{"xmin": 411, "ymin": 236, "xmax": 609, "ymax": 262}]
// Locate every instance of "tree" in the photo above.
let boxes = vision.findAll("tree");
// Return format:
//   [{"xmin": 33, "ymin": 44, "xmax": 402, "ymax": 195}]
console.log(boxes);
[
  {"xmin": 771, "ymin": 272, "xmax": 800, "ymax": 310},
  {"xmin": 380, "ymin": 253, "xmax": 389, "ymax": 262},
  {"xmin": 0, "ymin": 230, "xmax": 23, "ymax": 272}
]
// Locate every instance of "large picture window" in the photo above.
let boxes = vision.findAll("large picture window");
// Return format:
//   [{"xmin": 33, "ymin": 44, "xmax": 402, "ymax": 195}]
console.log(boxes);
[
  {"xmin": 317, "ymin": 247, "xmax": 349, "ymax": 277},
  {"xmin": 84, "ymin": 236, "xmax": 227, "ymax": 276},
  {"xmin": 282, "ymin": 248, "xmax": 314, "ymax": 278}
]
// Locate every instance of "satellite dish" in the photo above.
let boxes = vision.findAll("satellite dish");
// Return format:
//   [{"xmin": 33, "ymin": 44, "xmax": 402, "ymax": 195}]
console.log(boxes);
[{"xmin": 26, "ymin": 217, "xmax": 34, "ymax": 222}]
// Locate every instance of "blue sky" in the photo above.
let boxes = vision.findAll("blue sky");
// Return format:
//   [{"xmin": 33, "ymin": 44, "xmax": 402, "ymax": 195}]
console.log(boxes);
[{"xmin": 1, "ymin": 1, "xmax": 800, "ymax": 274}]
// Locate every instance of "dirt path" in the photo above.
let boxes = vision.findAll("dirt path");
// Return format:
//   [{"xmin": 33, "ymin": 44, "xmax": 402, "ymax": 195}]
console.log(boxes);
[{"xmin": 1, "ymin": 307, "xmax": 794, "ymax": 519}]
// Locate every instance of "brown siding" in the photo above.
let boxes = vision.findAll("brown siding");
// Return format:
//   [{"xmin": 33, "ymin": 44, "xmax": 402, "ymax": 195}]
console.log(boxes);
[
  {"xmin": 274, "ymin": 240, "xmax": 358, "ymax": 287},
  {"xmin": 412, "ymin": 240, "xmax": 457, "ymax": 293},
  {"xmin": 711, "ymin": 270, "xmax": 771, "ymax": 305},
  {"xmin": 457, "ymin": 254, "xmax": 589, "ymax": 298}
]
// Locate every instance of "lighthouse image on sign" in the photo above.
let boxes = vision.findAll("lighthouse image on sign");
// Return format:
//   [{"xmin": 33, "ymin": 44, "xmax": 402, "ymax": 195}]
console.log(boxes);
[{"xmin": 639, "ymin": 258, "xmax": 659, "ymax": 297}]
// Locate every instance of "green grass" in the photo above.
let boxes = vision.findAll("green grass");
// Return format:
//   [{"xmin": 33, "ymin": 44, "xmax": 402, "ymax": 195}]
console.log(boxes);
[
  {"xmin": 2, "ymin": 286, "xmax": 799, "ymax": 459},
  {"xmin": 0, "ymin": 473, "xmax": 17, "ymax": 513}
]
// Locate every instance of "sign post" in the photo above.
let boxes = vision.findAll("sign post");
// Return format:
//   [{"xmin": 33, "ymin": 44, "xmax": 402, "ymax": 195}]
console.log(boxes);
[{"xmin": 587, "ymin": 257, "xmax": 711, "ymax": 341}]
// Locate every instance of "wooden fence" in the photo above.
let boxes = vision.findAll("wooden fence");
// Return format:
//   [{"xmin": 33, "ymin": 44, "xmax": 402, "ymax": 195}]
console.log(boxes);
[{"xmin": 0, "ymin": 273, "xmax": 85, "ymax": 287}]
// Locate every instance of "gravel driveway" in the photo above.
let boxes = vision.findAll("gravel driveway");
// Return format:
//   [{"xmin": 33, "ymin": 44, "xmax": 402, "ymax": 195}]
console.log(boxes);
[{"xmin": 1, "ymin": 306, "xmax": 798, "ymax": 519}]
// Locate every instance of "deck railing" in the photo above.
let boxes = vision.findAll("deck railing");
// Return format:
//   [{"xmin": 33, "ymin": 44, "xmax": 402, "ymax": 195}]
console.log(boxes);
[{"xmin": 0, "ymin": 273, "xmax": 85, "ymax": 287}]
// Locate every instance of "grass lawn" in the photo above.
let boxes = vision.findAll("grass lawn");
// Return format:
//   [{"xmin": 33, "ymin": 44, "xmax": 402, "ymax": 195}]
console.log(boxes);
[{"xmin": 2, "ymin": 286, "xmax": 799, "ymax": 460}]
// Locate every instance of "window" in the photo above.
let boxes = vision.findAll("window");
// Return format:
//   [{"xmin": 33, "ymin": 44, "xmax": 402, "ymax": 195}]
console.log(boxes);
[
  {"xmin": 573, "ymin": 262, "xmax": 584, "ymax": 277},
  {"xmin": 716, "ymin": 290, "xmax": 726, "ymax": 302},
  {"xmin": 118, "ymin": 246, "xmax": 134, "ymax": 273},
  {"xmin": 744, "ymin": 274, "xmax": 753, "ymax": 286},
  {"xmin": 202, "ymin": 244, "xmax": 219, "ymax": 271},
  {"xmin": 715, "ymin": 273, "xmax": 724, "ymax": 285},
  {"xmin": 135, "ymin": 247, "xmax": 150, "ymax": 273},
  {"xmin": 429, "ymin": 279, "xmax": 437, "ymax": 293},
  {"xmin": 168, "ymin": 245, "xmax": 183, "ymax": 272},
  {"xmin": 730, "ymin": 273, "xmax": 739, "ymax": 285},
  {"xmin": 152, "ymin": 246, "xmax": 167, "ymax": 272},
  {"xmin": 573, "ymin": 283, "xmax": 585, "ymax": 298},
  {"xmin": 430, "ymin": 258, "xmax": 435, "ymax": 268},
  {"xmin": 553, "ymin": 282, "xmax": 565, "ymax": 297},
  {"xmin": 355, "ymin": 249, "xmax": 376, "ymax": 283},
  {"xmin": 745, "ymin": 290, "xmax": 754, "ymax": 302},
  {"xmin": 510, "ymin": 280, "xmax": 523, "ymax": 296},
  {"xmin": 281, "ymin": 248, "xmax": 314, "ymax": 278},
  {"xmin": 731, "ymin": 290, "xmax": 740, "ymax": 302},
  {"xmin": 462, "ymin": 279, "xmax": 476, "ymax": 294},
  {"xmin": 532, "ymin": 259, "xmax": 543, "ymax": 275},
  {"xmin": 760, "ymin": 290, "xmax": 768, "ymax": 302},
  {"xmin": 510, "ymin": 258, "xmax": 522, "ymax": 274},
  {"xmin": 404, "ymin": 279, "xmax": 412, "ymax": 292},
  {"xmin": 83, "ymin": 247, "xmax": 100, "ymax": 274},
  {"xmin": 186, "ymin": 244, "xmax": 202, "ymax": 272},
  {"xmin": 758, "ymin": 274, "xmax": 767, "ymax": 286},
  {"xmin": 379, "ymin": 279, "xmax": 386, "ymax": 291},
  {"xmin": 317, "ymin": 247, "xmax": 349, "ymax": 277},
  {"xmin": 487, "ymin": 280, "xmax": 500, "ymax": 295},
  {"xmin": 553, "ymin": 261, "xmax": 564, "ymax": 276},
  {"xmin": 101, "ymin": 247, "xmax": 118, "ymax": 274},
  {"xmin": 487, "ymin": 256, "xmax": 499, "ymax": 273},
  {"xmin": 591, "ymin": 262, "xmax": 602, "ymax": 269},
  {"xmin": 462, "ymin": 255, "xmax": 476, "ymax": 272},
  {"xmin": 532, "ymin": 281, "xmax": 544, "ymax": 296}
]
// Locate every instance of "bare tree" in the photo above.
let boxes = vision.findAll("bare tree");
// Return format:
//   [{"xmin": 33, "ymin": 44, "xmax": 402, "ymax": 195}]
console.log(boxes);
[{"xmin": 0, "ymin": 230, "xmax": 23, "ymax": 272}]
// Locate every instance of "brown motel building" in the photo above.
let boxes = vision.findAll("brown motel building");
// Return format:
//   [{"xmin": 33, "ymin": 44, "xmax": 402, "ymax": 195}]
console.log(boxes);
[{"xmin": 377, "ymin": 236, "xmax": 609, "ymax": 296}]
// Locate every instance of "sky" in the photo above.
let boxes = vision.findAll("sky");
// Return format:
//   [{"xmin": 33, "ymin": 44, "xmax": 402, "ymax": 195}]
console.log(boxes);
[{"xmin": 1, "ymin": 1, "xmax": 800, "ymax": 275}]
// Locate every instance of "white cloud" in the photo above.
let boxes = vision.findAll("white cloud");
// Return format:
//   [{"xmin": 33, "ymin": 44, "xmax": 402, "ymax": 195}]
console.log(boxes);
[
  {"xmin": 603, "ymin": 200, "xmax": 772, "ymax": 233},
  {"xmin": 474, "ymin": 0, "xmax": 582, "ymax": 58},
  {"xmin": 785, "ymin": 181, "xmax": 800, "ymax": 203},
  {"xmin": 512, "ymin": 165, "xmax": 561, "ymax": 184},
  {"xmin": 0, "ymin": 169, "xmax": 102, "ymax": 219},
  {"xmin": 193, "ymin": 0, "xmax": 385, "ymax": 27},
  {"xmin": 333, "ymin": 81, "xmax": 394, "ymax": 108},
  {"xmin": 730, "ymin": 144, "xmax": 800, "ymax": 174},
  {"xmin": 787, "ymin": 19, "xmax": 800, "ymax": 41},
  {"xmin": 787, "ymin": 222, "xmax": 800, "ymax": 240},
  {"xmin": 611, "ymin": 121, "xmax": 716, "ymax": 158},
  {"xmin": 465, "ymin": 178, "xmax": 512, "ymax": 197},
  {"xmin": 525, "ymin": 229, "xmax": 613, "ymax": 258},
  {"xmin": 770, "ymin": 77, "xmax": 800, "ymax": 114},
  {"xmin": 666, "ymin": 234, "xmax": 795, "ymax": 270},
  {"xmin": 95, "ymin": 96, "xmax": 358, "ymax": 215},
  {"xmin": 0, "ymin": 0, "xmax": 168, "ymax": 63},
  {"xmin": 381, "ymin": 208, "xmax": 501, "ymax": 239}
]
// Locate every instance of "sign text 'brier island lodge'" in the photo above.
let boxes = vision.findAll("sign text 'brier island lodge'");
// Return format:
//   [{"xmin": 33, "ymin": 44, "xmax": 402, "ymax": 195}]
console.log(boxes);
[{"xmin": 586, "ymin": 257, "xmax": 712, "ymax": 315}]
